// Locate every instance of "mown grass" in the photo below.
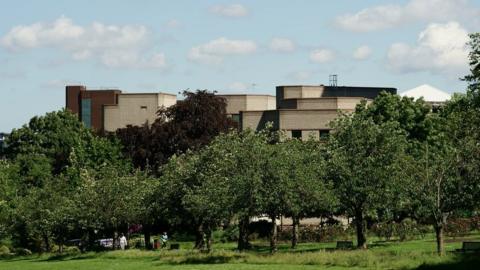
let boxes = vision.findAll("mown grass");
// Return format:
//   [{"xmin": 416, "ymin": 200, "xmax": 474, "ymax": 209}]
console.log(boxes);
[{"xmin": 1, "ymin": 234, "xmax": 479, "ymax": 270}]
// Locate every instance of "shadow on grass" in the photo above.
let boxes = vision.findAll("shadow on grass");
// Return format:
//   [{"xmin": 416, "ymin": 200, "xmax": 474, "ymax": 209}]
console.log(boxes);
[
  {"xmin": 40, "ymin": 253, "xmax": 98, "ymax": 262},
  {"xmin": 415, "ymin": 254, "xmax": 480, "ymax": 270},
  {"xmin": 248, "ymin": 244, "xmax": 326, "ymax": 254}
]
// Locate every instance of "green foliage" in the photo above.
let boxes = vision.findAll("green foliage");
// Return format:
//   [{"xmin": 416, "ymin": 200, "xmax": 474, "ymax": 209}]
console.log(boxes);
[
  {"xmin": 328, "ymin": 108, "xmax": 410, "ymax": 248},
  {"xmin": 463, "ymin": 33, "xmax": 480, "ymax": 90}
]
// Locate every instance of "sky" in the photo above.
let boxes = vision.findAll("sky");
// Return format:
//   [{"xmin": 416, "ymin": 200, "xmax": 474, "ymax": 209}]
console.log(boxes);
[{"xmin": 1, "ymin": 0, "xmax": 479, "ymax": 132}]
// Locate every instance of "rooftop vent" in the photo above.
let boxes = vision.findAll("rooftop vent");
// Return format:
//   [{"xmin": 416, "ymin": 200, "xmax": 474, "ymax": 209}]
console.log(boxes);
[{"xmin": 329, "ymin": 74, "xmax": 337, "ymax": 86}]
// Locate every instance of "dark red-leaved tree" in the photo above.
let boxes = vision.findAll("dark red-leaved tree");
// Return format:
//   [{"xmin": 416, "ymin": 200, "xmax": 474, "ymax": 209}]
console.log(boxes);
[{"xmin": 115, "ymin": 90, "xmax": 234, "ymax": 248}]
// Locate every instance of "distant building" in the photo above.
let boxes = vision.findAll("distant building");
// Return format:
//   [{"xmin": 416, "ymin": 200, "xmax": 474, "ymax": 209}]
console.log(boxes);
[
  {"xmin": 217, "ymin": 94, "xmax": 276, "ymax": 123},
  {"xmin": 65, "ymin": 84, "xmax": 396, "ymax": 136},
  {"xmin": 66, "ymin": 85, "xmax": 176, "ymax": 132},
  {"xmin": 240, "ymin": 85, "xmax": 397, "ymax": 139},
  {"xmin": 400, "ymin": 84, "xmax": 451, "ymax": 107}
]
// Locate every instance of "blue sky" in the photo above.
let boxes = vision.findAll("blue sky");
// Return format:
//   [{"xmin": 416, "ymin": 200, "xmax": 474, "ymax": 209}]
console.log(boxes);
[{"xmin": 1, "ymin": 0, "xmax": 479, "ymax": 131}]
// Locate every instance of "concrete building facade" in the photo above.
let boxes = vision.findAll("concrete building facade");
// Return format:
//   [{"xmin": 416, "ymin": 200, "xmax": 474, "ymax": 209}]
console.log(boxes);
[
  {"xmin": 65, "ymin": 84, "xmax": 396, "ymax": 135},
  {"xmin": 217, "ymin": 94, "xmax": 276, "ymax": 123},
  {"xmin": 66, "ymin": 85, "xmax": 176, "ymax": 131},
  {"xmin": 240, "ymin": 85, "xmax": 396, "ymax": 139}
]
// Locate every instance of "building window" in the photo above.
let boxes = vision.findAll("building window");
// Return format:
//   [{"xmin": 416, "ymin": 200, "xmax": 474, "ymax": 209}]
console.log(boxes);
[
  {"xmin": 81, "ymin": 98, "xmax": 92, "ymax": 128},
  {"xmin": 291, "ymin": 130, "xmax": 302, "ymax": 139},
  {"xmin": 231, "ymin": 114, "xmax": 240, "ymax": 123},
  {"xmin": 319, "ymin": 129, "xmax": 330, "ymax": 139}
]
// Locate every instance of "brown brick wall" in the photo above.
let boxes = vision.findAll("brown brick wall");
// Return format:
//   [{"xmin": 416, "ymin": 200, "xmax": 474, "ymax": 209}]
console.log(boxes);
[
  {"xmin": 65, "ymin": 85, "xmax": 86, "ymax": 115},
  {"xmin": 80, "ymin": 90, "xmax": 119, "ymax": 130}
]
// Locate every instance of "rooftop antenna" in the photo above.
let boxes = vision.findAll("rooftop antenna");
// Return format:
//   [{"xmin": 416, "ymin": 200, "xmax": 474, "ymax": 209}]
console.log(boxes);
[{"xmin": 329, "ymin": 74, "xmax": 338, "ymax": 86}]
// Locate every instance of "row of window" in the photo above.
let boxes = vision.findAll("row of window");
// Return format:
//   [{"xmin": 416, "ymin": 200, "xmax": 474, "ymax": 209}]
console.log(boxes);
[{"xmin": 291, "ymin": 129, "xmax": 330, "ymax": 139}]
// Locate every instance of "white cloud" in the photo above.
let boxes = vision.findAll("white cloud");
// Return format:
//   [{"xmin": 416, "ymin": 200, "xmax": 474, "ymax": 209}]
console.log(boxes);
[
  {"xmin": 165, "ymin": 19, "xmax": 181, "ymax": 29},
  {"xmin": 353, "ymin": 46, "xmax": 372, "ymax": 60},
  {"xmin": 210, "ymin": 4, "xmax": 249, "ymax": 18},
  {"xmin": 387, "ymin": 21, "xmax": 469, "ymax": 76},
  {"xmin": 310, "ymin": 49, "xmax": 335, "ymax": 63},
  {"xmin": 269, "ymin": 38, "xmax": 295, "ymax": 52},
  {"xmin": 289, "ymin": 71, "xmax": 313, "ymax": 81},
  {"xmin": 1, "ymin": 16, "xmax": 168, "ymax": 69},
  {"xmin": 40, "ymin": 79, "xmax": 82, "ymax": 89},
  {"xmin": 188, "ymin": 37, "xmax": 257, "ymax": 64},
  {"xmin": 336, "ymin": 5, "xmax": 404, "ymax": 32},
  {"xmin": 335, "ymin": 0, "xmax": 480, "ymax": 32},
  {"xmin": 228, "ymin": 82, "xmax": 250, "ymax": 91}
]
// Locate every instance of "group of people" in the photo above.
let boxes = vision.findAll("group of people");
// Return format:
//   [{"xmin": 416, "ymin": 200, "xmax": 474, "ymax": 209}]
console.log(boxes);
[{"xmin": 118, "ymin": 232, "xmax": 168, "ymax": 250}]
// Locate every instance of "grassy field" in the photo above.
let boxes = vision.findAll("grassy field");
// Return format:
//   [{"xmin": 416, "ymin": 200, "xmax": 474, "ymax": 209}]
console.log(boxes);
[{"xmin": 1, "ymin": 234, "xmax": 479, "ymax": 270}]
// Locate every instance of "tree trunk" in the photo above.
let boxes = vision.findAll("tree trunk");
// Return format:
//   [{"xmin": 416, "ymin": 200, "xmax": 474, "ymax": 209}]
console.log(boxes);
[
  {"xmin": 237, "ymin": 216, "xmax": 250, "ymax": 251},
  {"xmin": 270, "ymin": 214, "xmax": 278, "ymax": 253},
  {"xmin": 291, "ymin": 216, "xmax": 300, "ymax": 249},
  {"xmin": 434, "ymin": 223, "xmax": 445, "ymax": 255},
  {"xmin": 43, "ymin": 233, "xmax": 50, "ymax": 252},
  {"xmin": 355, "ymin": 209, "xmax": 367, "ymax": 249},
  {"xmin": 205, "ymin": 225, "xmax": 212, "ymax": 253},
  {"xmin": 112, "ymin": 231, "xmax": 118, "ymax": 250},
  {"xmin": 143, "ymin": 224, "xmax": 152, "ymax": 250},
  {"xmin": 194, "ymin": 223, "xmax": 204, "ymax": 250}
]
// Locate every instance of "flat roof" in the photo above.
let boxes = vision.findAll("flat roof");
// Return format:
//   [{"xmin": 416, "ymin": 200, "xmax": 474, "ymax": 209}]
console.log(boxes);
[
  {"xmin": 217, "ymin": 94, "xmax": 275, "ymax": 97},
  {"xmin": 119, "ymin": 92, "xmax": 176, "ymax": 96},
  {"xmin": 277, "ymin": 85, "xmax": 396, "ymax": 90},
  {"xmin": 240, "ymin": 108, "xmax": 346, "ymax": 113}
]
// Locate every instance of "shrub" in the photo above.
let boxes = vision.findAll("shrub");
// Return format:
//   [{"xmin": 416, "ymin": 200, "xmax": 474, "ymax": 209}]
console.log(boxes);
[
  {"xmin": 64, "ymin": 246, "xmax": 81, "ymax": 254},
  {"xmin": 445, "ymin": 218, "xmax": 471, "ymax": 238},
  {"xmin": 0, "ymin": 245, "xmax": 11, "ymax": 257},
  {"xmin": 219, "ymin": 226, "xmax": 239, "ymax": 243},
  {"xmin": 14, "ymin": 248, "xmax": 32, "ymax": 256},
  {"xmin": 128, "ymin": 237, "xmax": 145, "ymax": 249},
  {"xmin": 371, "ymin": 222, "xmax": 395, "ymax": 240},
  {"xmin": 277, "ymin": 227, "xmax": 292, "ymax": 241}
]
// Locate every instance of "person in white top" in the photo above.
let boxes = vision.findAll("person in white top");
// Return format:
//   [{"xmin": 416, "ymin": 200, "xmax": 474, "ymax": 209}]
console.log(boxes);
[{"xmin": 119, "ymin": 233, "xmax": 127, "ymax": 250}]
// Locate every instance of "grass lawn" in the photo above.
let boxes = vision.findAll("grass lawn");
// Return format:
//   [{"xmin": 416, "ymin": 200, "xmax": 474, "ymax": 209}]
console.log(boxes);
[{"xmin": 1, "ymin": 234, "xmax": 479, "ymax": 270}]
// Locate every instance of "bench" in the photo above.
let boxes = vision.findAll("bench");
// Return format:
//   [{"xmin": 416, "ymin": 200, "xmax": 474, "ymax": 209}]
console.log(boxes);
[
  {"xmin": 336, "ymin": 241, "xmax": 354, "ymax": 250},
  {"xmin": 456, "ymin": 241, "xmax": 480, "ymax": 253}
]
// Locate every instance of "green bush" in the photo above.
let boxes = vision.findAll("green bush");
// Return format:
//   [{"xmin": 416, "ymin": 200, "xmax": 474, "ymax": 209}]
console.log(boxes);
[
  {"xmin": 371, "ymin": 220, "xmax": 432, "ymax": 241},
  {"xmin": 128, "ymin": 237, "xmax": 145, "ymax": 249},
  {"xmin": 219, "ymin": 226, "xmax": 239, "ymax": 243},
  {"xmin": 14, "ymin": 248, "xmax": 32, "ymax": 256},
  {"xmin": 445, "ymin": 218, "xmax": 472, "ymax": 238},
  {"xmin": 0, "ymin": 245, "xmax": 11, "ymax": 257},
  {"xmin": 64, "ymin": 246, "xmax": 81, "ymax": 254},
  {"xmin": 277, "ymin": 224, "xmax": 354, "ymax": 243}
]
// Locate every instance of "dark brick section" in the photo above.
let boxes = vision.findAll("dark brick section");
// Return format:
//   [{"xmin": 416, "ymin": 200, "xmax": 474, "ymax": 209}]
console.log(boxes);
[
  {"xmin": 65, "ymin": 85, "xmax": 86, "ymax": 115},
  {"xmin": 65, "ymin": 86, "xmax": 121, "ymax": 131},
  {"xmin": 276, "ymin": 85, "xmax": 397, "ymax": 109},
  {"xmin": 322, "ymin": 86, "xmax": 397, "ymax": 99}
]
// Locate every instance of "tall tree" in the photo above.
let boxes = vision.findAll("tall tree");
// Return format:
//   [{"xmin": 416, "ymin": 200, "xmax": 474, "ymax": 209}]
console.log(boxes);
[
  {"xmin": 463, "ymin": 33, "xmax": 480, "ymax": 91},
  {"xmin": 328, "ymin": 109, "xmax": 409, "ymax": 249},
  {"xmin": 116, "ymin": 90, "xmax": 234, "ymax": 172},
  {"xmin": 407, "ymin": 108, "xmax": 480, "ymax": 255},
  {"xmin": 280, "ymin": 139, "xmax": 337, "ymax": 249}
]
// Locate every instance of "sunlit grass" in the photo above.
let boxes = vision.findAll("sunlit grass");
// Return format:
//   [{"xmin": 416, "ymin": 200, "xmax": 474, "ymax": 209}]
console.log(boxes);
[{"xmin": 1, "ymin": 233, "xmax": 479, "ymax": 270}]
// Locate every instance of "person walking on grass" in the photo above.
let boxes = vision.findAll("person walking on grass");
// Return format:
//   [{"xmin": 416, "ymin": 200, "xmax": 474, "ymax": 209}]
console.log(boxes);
[
  {"xmin": 161, "ymin": 232, "xmax": 168, "ymax": 248},
  {"xmin": 119, "ymin": 233, "xmax": 127, "ymax": 250}
]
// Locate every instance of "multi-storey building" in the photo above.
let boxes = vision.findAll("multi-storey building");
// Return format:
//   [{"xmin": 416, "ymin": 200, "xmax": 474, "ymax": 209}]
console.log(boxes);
[
  {"xmin": 217, "ymin": 94, "xmax": 276, "ymax": 123},
  {"xmin": 66, "ymin": 85, "xmax": 176, "ymax": 132},
  {"xmin": 65, "ymin": 84, "xmax": 396, "ymax": 137},
  {"xmin": 240, "ymin": 85, "xmax": 396, "ymax": 139}
]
